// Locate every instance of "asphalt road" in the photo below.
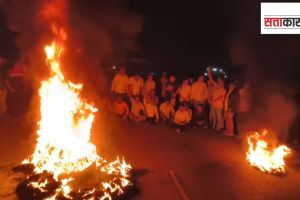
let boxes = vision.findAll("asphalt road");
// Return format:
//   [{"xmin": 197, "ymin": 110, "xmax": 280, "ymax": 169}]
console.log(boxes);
[{"xmin": 0, "ymin": 113, "xmax": 300, "ymax": 200}]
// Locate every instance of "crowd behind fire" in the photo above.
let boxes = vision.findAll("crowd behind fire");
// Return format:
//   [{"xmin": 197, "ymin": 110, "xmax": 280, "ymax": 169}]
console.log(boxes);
[
  {"xmin": 0, "ymin": 56, "xmax": 250, "ymax": 135},
  {"xmin": 106, "ymin": 66, "xmax": 250, "ymax": 135}
]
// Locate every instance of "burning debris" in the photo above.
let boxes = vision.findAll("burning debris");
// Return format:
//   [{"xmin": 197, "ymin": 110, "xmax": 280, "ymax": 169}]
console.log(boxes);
[
  {"xmin": 246, "ymin": 129, "xmax": 291, "ymax": 174},
  {"xmin": 15, "ymin": 25, "xmax": 134, "ymax": 199},
  {"xmin": 4, "ymin": 0, "xmax": 137, "ymax": 198}
]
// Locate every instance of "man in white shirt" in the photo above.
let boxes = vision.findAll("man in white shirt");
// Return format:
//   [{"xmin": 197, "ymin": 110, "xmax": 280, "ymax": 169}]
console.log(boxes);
[
  {"xmin": 174, "ymin": 104, "xmax": 192, "ymax": 132},
  {"xmin": 111, "ymin": 67, "xmax": 129, "ymax": 96},
  {"xmin": 130, "ymin": 96, "xmax": 146, "ymax": 122},
  {"xmin": 128, "ymin": 74, "xmax": 144, "ymax": 97},
  {"xmin": 144, "ymin": 74, "xmax": 156, "ymax": 96},
  {"xmin": 177, "ymin": 78, "xmax": 191, "ymax": 103},
  {"xmin": 191, "ymin": 75, "xmax": 208, "ymax": 106},
  {"xmin": 207, "ymin": 67, "xmax": 226, "ymax": 131},
  {"xmin": 159, "ymin": 98, "xmax": 175, "ymax": 123}
]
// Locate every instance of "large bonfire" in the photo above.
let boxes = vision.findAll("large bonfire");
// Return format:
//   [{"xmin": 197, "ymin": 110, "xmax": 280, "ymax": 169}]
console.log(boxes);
[
  {"xmin": 246, "ymin": 129, "xmax": 291, "ymax": 174},
  {"xmin": 19, "ymin": 1, "xmax": 132, "ymax": 199}
]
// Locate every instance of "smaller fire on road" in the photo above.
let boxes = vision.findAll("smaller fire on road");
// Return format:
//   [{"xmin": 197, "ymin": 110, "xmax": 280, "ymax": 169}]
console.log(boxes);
[{"xmin": 246, "ymin": 129, "xmax": 291, "ymax": 174}]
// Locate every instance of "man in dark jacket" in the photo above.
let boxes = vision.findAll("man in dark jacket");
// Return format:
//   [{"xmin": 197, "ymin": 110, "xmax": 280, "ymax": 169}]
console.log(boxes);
[{"xmin": 223, "ymin": 82, "xmax": 239, "ymax": 136}]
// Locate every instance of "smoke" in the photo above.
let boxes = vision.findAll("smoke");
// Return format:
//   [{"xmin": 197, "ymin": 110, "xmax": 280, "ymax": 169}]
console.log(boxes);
[
  {"xmin": 2, "ymin": 0, "xmax": 143, "ymax": 131},
  {"xmin": 66, "ymin": 0, "xmax": 143, "ymax": 95},
  {"xmin": 3, "ymin": 0, "xmax": 142, "ymax": 94},
  {"xmin": 228, "ymin": 1, "xmax": 299, "ymax": 141}
]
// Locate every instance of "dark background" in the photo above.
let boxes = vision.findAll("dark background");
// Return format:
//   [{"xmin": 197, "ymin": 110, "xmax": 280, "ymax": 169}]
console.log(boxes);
[
  {"xmin": 1, "ymin": 0, "xmax": 300, "ymax": 79},
  {"xmin": 127, "ymin": 0, "xmax": 233, "ymax": 75},
  {"xmin": 0, "ymin": 0, "xmax": 300, "ymax": 98},
  {"xmin": 0, "ymin": 11, "xmax": 19, "ymax": 68}
]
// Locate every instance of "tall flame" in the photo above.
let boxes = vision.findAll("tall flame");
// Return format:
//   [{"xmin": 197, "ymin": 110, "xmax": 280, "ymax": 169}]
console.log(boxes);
[
  {"xmin": 246, "ymin": 129, "xmax": 291, "ymax": 174},
  {"xmin": 22, "ymin": 39, "xmax": 131, "ymax": 199}
]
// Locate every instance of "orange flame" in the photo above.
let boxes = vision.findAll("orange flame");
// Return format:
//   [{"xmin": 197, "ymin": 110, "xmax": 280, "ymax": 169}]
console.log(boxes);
[
  {"xmin": 23, "ymin": 36, "xmax": 131, "ymax": 199},
  {"xmin": 246, "ymin": 129, "xmax": 291, "ymax": 174}
]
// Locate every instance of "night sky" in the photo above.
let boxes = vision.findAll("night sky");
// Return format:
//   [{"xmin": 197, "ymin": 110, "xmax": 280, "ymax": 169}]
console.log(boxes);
[
  {"xmin": 127, "ymin": 0, "xmax": 300, "ymax": 84},
  {"xmin": 128, "ymin": 1, "xmax": 234, "ymax": 73},
  {"xmin": 1, "ymin": 0, "xmax": 300, "ymax": 81},
  {"xmin": 1, "ymin": 0, "xmax": 241, "ymax": 74}
]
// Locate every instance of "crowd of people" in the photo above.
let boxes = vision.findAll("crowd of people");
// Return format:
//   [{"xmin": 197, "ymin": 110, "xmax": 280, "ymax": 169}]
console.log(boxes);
[
  {"xmin": 107, "ymin": 67, "xmax": 250, "ymax": 135},
  {"xmin": 1, "ymin": 54, "xmax": 250, "ymax": 136}
]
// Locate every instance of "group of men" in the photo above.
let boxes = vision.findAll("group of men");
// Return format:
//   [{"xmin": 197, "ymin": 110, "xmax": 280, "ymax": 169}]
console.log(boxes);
[
  {"xmin": 1, "ymin": 54, "xmax": 250, "ymax": 135},
  {"xmin": 109, "ymin": 67, "xmax": 249, "ymax": 135}
]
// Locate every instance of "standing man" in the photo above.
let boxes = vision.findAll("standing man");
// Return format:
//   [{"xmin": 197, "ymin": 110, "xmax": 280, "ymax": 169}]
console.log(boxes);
[
  {"xmin": 128, "ymin": 73, "xmax": 144, "ymax": 97},
  {"xmin": 191, "ymin": 75, "xmax": 208, "ymax": 107},
  {"xmin": 5, "ymin": 58, "xmax": 28, "ymax": 117},
  {"xmin": 223, "ymin": 82, "xmax": 239, "ymax": 136},
  {"xmin": 0, "ymin": 57, "xmax": 7, "ymax": 118},
  {"xmin": 207, "ymin": 67, "xmax": 226, "ymax": 132},
  {"xmin": 144, "ymin": 74, "xmax": 156, "ymax": 97},
  {"xmin": 111, "ymin": 67, "xmax": 129, "ymax": 99},
  {"xmin": 177, "ymin": 78, "xmax": 192, "ymax": 104},
  {"xmin": 165, "ymin": 75, "xmax": 177, "ymax": 106}
]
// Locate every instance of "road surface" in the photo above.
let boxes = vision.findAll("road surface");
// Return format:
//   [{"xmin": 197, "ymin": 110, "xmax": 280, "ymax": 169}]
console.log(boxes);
[{"xmin": 0, "ymin": 113, "xmax": 299, "ymax": 200}]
